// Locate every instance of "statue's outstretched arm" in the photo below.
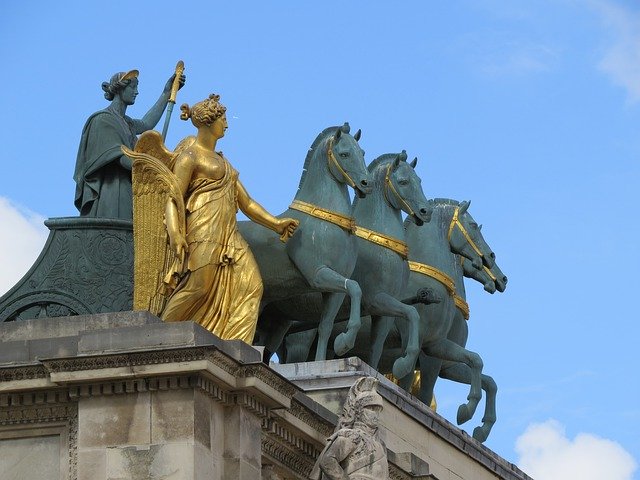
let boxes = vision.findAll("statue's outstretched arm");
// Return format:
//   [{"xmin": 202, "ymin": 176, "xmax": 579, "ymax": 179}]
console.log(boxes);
[
  {"xmin": 236, "ymin": 180, "xmax": 298, "ymax": 241},
  {"xmin": 137, "ymin": 74, "xmax": 186, "ymax": 133}
]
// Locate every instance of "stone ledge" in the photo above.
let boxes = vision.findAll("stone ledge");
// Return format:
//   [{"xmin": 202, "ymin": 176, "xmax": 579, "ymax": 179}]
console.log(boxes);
[{"xmin": 272, "ymin": 357, "xmax": 533, "ymax": 480}]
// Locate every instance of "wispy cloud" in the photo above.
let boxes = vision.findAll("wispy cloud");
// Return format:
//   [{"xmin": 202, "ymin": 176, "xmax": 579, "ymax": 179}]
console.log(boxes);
[
  {"xmin": 590, "ymin": 0, "xmax": 640, "ymax": 102},
  {"xmin": 457, "ymin": 29, "xmax": 561, "ymax": 78},
  {"xmin": 516, "ymin": 419, "xmax": 637, "ymax": 480},
  {"xmin": 480, "ymin": 41, "xmax": 559, "ymax": 77},
  {"xmin": 0, "ymin": 197, "xmax": 47, "ymax": 295}
]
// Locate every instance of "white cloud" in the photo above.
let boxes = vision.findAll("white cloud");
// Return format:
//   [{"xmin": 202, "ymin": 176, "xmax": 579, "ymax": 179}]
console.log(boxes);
[
  {"xmin": 0, "ymin": 197, "xmax": 48, "ymax": 296},
  {"xmin": 591, "ymin": 0, "xmax": 640, "ymax": 102},
  {"xmin": 516, "ymin": 419, "xmax": 637, "ymax": 480}
]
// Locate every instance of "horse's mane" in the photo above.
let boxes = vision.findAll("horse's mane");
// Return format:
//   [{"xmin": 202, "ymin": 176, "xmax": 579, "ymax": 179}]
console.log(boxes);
[
  {"xmin": 432, "ymin": 198, "xmax": 460, "ymax": 207},
  {"xmin": 352, "ymin": 153, "xmax": 400, "ymax": 209},
  {"xmin": 367, "ymin": 153, "xmax": 399, "ymax": 173},
  {"xmin": 403, "ymin": 198, "xmax": 460, "ymax": 228},
  {"xmin": 296, "ymin": 126, "xmax": 341, "ymax": 193}
]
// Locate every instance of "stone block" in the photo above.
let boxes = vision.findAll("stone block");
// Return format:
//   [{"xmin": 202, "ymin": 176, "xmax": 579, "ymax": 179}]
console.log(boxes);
[
  {"xmin": 0, "ymin": 340, "xmax": 29, "ymax": 363},
  {"xmin": 224, "ymin": 458, "xmax": 262, "ymax": 480},
  {"xmin": 105, "ymin": 443, "xmax": 194, "ymax": 480},
  {"xmin": 78, "ymin": 448, "xmax": 107, "ymax": 480},
  {"xmin": 151, "ymin": 388, "xmax": 195, "ymax": 444},
  {"xmin": 78, "ymin": 321, "xmax": 213, "ymax": 354},
  {"xmin": 210, "ymin": 401, "xmax": 225, "ymax": 458},
  {"xmin": 0, "ymin": 435, "xmax": 61, "ymax": 480},
  {"xmin": 224, "ymin": 405, "xmax": 262, "ymax": 468},
  {"xmin": 0, "ymin": 311, "xmax": 160, "ymax": 342},
  {"xmin": 78, "ymin": 392, "xmax": 150, "ymax": 448},
  {"xmin": 29, "ymin": 335, "xmax": 78, "ymax": 359},
  {"xmin": 193, "ymin": 390, "xmax": 211, "ymax": 449},
  {"xmin": 194, "ymin": 441, "xmax": 222, "ymax": 480}
]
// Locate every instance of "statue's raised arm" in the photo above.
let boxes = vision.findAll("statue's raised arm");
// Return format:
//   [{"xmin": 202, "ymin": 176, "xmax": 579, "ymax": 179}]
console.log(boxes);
[{"xmin": 74, "ymin": 68, "xmax": 185, "ymax": 219}]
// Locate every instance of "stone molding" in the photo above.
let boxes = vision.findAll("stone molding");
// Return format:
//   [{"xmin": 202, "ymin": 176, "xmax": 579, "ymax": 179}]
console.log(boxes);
[{"xmin": 0, "ymin": 390, "xmax": 78, "ymax": 480}]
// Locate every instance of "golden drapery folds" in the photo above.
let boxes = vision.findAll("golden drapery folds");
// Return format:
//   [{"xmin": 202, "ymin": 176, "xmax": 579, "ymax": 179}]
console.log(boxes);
[{"xmin": 160, "ymin": 158, "xmax": 262, "ymax": 343}]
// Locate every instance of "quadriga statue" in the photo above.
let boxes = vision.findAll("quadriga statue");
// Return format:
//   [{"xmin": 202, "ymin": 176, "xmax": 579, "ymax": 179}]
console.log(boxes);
[
  {"xmin": 123, "ymin": 93, "xmax": 298, "ymax": 344},
  {"xmin": 74, "ymin": 68, "xmax": 185, "ymax": 219},
  {"xmin": 310, "ymin": 376, "xmax": 389, "ymax": 480}
]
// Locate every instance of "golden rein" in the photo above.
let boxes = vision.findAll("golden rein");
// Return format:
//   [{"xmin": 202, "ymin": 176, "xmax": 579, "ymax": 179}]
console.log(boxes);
[
  {"xmin": 353, "ymin": 226, "xmax": 408, "ymax": 259},
  {"xmin": 288, "ymin": 199, "xmax": 409, "ymax": 259},
  {"xmin": 289, "ymin": 200, "xmax": 355, "ymax": 232},
  {"xmin": 408, "ymin": 260, "xmax": 470, "ymax": 320}
]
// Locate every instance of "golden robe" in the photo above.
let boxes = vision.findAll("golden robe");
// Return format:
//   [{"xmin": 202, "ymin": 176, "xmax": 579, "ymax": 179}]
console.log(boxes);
[{"xmin": 161, "ymin": 158, "xmax": 262, "ymax": 344}]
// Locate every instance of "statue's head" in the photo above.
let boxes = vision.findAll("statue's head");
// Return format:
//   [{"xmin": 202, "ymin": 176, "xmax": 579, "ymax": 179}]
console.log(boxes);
[
  {"xmin": 180, "ymin": 94, "xmax": 228, "ymax": 138},
  {"xmin": 102, "ymin": 70, "xmax": 139, "ymax": 105},
  {"xmin": 338, "ymin": 377, "xmax": 384, "ymax": 430}
]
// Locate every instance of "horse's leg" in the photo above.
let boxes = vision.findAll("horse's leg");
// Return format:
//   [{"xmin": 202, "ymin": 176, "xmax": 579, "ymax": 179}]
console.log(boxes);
[
  {"xmin": 315, "ymin": 292, "xmax": 346, "ymax": 361},
  {"xmin": 369, "ymin": 315, "xmax": 394, "ymax": 370},
  {"xmin": 439, "ymin": 361, "xmax": 497, "ymax": 442},
  {"xmin": 369, "ymin": 293, "xmax": 420, "ymax": 379},
  {"xmin": 284, "ymin": 328, "xmax": 318, "ymax": 363},
  {"xmin": 257, "ymin": 309, "xmax": 293, "ymax": 362},
  {"xmin": 424, "ymin": 339, "xmax": 483, "ymax": 424},
  {"xmin": 417, "ymin": 350, "xmax": 442, "ymax": 408}
]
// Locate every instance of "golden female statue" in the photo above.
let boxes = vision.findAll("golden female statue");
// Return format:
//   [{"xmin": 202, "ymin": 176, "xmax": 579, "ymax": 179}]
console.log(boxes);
[{"xmin": 123, "ymin": 94, "xmax": 298, "ymax": 344}]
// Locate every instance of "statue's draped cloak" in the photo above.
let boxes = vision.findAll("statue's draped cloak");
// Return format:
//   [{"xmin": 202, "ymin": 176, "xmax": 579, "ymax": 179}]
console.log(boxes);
[
  {"xmin": 74, "ymin": 106, "xmax": 141, "ymax": 219},
  {"xmin": 161, "ymin": 158, "xmax": 263, "ymax": 344},
  {"xmin": 310, "ymin": 428, "xmax": 388, "ymax": 479}
]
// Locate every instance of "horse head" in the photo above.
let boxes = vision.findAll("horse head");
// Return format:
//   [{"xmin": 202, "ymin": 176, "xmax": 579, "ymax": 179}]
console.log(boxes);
[
  {"xmin": 327, "ymin": 123, "xmax": 372, "ymax": 198},
  {"xmin": 373, "ymin": 151, "xmax": 431, "ymax": 225},
  {"xmin": 461, "ymin": 256, "xmax": 497, "ymax": 293},
  {"xmin": 449, "ymin": 201, "xmax": 508, "ymax": 291}
]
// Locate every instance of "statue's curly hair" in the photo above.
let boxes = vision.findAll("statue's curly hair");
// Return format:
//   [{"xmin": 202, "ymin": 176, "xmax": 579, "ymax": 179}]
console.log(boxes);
[
  {"xmin": 101, "ymin": 72, "xmax": 135, "ymax": 101},
  {"xmin": 180, "ymin": 93, "xmax": 227, "ymax": 128}
]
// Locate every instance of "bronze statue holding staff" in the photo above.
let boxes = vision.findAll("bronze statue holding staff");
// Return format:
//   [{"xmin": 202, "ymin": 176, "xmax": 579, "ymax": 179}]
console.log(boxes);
[{"xmin": 74, "ymin": 66, "xmax": 186, "ymax": 219}]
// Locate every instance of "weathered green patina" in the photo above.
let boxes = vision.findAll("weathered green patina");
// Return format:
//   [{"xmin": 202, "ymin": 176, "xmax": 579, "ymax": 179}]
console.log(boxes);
[
  {"xmin": 73, "ymin": 71, "xmax": 184, "ymax": 219},
  {"xmin": 240, "ymin": 123, "xmax": 372, "ymax": 361},
  {"xmin": 257, "ymin": 153, "xmax": 432, "ymax": 380},
  {"xmin": 0, "ymin": 217, "xmax": 133, "ymax": 322}
]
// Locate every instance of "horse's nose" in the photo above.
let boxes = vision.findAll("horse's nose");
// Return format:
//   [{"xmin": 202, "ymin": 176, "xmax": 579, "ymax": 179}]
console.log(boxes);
[
  {"xmin": 503, "ymin": 275, "xmax": 508, "ymax": 284},
  {"xmin": 420, "ymin": 208, "xmax": 428, "ymax": 215},
  {"xmin": 360, "ymin": 179, "xmax": 368, "ymax": 187}
]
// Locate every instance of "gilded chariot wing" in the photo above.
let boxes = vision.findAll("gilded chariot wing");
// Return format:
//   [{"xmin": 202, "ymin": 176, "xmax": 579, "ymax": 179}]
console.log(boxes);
[{"xmin": 122, "ymin": 130, "xmax": 195, "ymax": 316}]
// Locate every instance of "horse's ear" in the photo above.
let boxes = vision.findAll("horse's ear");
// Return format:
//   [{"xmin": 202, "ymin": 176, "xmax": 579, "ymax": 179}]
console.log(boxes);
[
  {"xmin": 335, "ymin": 128, "xmax": 342, "ymax": 141},
  {"xmin": 478, "ymin": 224, "xmax": 483, "ymax": 231},
  {"xmin": 341, "ymin": 122, "xmax": 351, "ymax": 134},
  {"xmin": 354, "ymin": 129, "xmax": 361, "ymax": 141},
  {"xmin": 398, "ymin": 150, "xmax": 408, "ymax": 162},
  {"xmin": 459, "ymin": 200, "xmax": 471, "ymax": 214},
  {"xmin": 410, "ymin": 157, "xmax": 417, "ymax": 168}
]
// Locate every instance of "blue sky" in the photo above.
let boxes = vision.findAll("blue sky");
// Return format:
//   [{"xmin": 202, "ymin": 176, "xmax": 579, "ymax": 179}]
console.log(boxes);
[{"xmin": 1, "ymin": 1, "xmax": 638, "ymax": 478}]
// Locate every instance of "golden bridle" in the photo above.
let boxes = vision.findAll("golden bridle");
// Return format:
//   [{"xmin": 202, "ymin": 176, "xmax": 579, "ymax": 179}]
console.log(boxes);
[
  {"xmin": 447, "ymin": 206, "xmax": 484, "ymax": 259},
  {"xmin": 289, "ymin": 134, "xmax": 357, "ymax": 232},
  {"xmin": 448, "ymin": 206, "xmax": 497, "ymax": 281},
  {"xmin": 407, "ymin": 260, "xmax": 470, "ymax": 320},
  {"xmin": 384, "ymin": 162, "xmax": 417, "ymax": 218}
]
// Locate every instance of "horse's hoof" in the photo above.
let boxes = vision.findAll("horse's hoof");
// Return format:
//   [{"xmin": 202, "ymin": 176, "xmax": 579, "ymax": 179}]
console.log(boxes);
[
  {"xmin": 457, "ymin": 404, "xmax": 472, "ymax": 425},
  {"xmin": 392, "ymin": 358, "xmax": 411, "ymax": 380},
  {"xmin": 473, "ymin": 426, "xmax": 489, "ymax": 443},
  {"xmin": 333, "ymin": 333, "xmax": 351, "ymax": 356}
]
